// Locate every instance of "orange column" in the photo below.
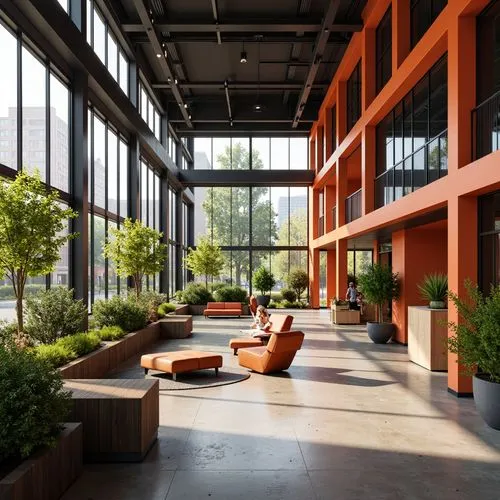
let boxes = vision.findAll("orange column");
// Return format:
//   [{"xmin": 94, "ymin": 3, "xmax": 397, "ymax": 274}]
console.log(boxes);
[
  {"xmin": 447, "ymin": 13, "xmax": 475, "ymax": 173},
  {"xmin": 336, "ymin": 159, "xmax": 347, "ymax": 228},
  {"xmin": 326, "ymin": 249, "xmax": 336, "ymax": 305},
  {"xmin": 392, "ymin": 225, "xmax": 448, "ymax": 344},
  {"xmin": 392, "ymin": 0, "xmax": 410, "ymax": 70},
  {"xmin": 448, "ymin": 196, "xmax": 477, "ymax": 395},
  {"xmin": 361, "ymin": 126, "xmax": 376, "ymax": 215},
  {"xmin": 362, "ymin": 28, "xmax": 376, "ymax": 111},
  {"xmin": 372, "ymin": 240, "xmax": 379, "ymax": 264},
  {"xmin": 309, "ymin": 248, "xmax": 320, "ymax": 308},
  {"xmin": 336, "ymin": 239, "xmax": 348, "ymax": 300}
]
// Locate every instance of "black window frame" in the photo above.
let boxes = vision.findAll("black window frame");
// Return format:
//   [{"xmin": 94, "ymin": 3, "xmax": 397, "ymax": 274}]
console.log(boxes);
[
  {"xmin": 376, "ymin": 6, "xmax": 392, "ymax": 94},
  {"xmin": 410, "ymin": 0, "xmax": 447, "ymax": 49}
]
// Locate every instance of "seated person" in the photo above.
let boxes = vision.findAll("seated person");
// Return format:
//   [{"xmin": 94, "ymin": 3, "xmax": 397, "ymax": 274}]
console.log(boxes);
[{"xmin": 251, "ymin": 305, "xmax": 272, "ymax": 337}]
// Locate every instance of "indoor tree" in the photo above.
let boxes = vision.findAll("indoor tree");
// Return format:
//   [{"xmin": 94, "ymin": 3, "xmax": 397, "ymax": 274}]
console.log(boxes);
[
  {"xmin": 184, "ymin": 237, "xmax": 225, "ymax": 287},
  {"xmin": 287, "ymin": 268, "xmax": 309, "ymax": 302},
  {"xmin": 104, "ymin": 218, "xmax": 168, "ymax": 299},
  {"xmin": 0, "ymin": 171, "xmax": 77, "ymax": 334}
]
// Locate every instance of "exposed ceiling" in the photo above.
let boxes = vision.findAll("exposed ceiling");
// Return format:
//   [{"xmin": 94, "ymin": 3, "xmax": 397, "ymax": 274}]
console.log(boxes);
[{"xmin": 113, "ymin": 0, "xmax": 366, "ymax": 136}]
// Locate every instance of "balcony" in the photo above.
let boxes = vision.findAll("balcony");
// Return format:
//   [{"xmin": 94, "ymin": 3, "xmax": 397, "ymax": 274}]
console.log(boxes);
[
  {"xmin": 331, "ymin": 206, "xmax": 337, "ymax": 231},
  {"xmin": 375, "ymin": 129, "xmax": 448, "ymax": 209},
  {"xmin": 345, "ymin": 189, "xmax": 362, "ymax": 223},
  {"xmin": 318, "ymin": 215, "xmax": 325, "ymax": 237},
  {"xmin": 472, "ymin": 90, "xmax": 500, "ymax": 160}
]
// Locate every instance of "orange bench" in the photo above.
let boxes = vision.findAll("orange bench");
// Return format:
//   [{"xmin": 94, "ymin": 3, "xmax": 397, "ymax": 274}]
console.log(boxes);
[
  {"xmin": 229, "ymin": 314, "xmax": 294, "ymax": 354},
  {"xmin": 141, "ymin": 351, "xmax": 223, "ymax": 381},
  {"xmin": 204, "ymin": 302, "xmax": 243, "ymax": 317}
]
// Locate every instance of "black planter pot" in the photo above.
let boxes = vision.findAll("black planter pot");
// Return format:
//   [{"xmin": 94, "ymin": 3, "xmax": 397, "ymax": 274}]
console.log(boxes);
[
  {"xmin": 256, "ymin": 295, "xmax": 270, "ymax": 307},
  {"xmin": 473, "ymin": 374, "xmax": 500, "ymax": 430},
  {"xmin": 366, "ymin": 322, "xmax": 395, "ymax": 344}
]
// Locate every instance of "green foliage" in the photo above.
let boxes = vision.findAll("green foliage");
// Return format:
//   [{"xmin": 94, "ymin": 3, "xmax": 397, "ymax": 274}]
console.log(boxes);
[
  {"xmin": 92, "ymin": 295, "xmax": 148, "ymax": 332},
  {"xmin": 214, "ymin": 285, "xmax": 248, "ymax": 303},
  {"xmin": 286, "ymin": 269, "xmax": 309, "ymax": 301},
  {"xmin": 136, "ymin": 290, "xmax": 169, "ymax": 323},
  {"xmin": 357, "ymin": 264, "xmax": 400, "ymax": 322},
  {"xmin": 104, "ymin": 218, "xmax": 168, "ymax": 299},
  {"xmin": 0, "ymin": 171, "xmax": 78, "ymax": 333},
  {"xmin": 0, "ymin": 284, "xmax": 45, "ymax": 300},
  {"xmin": 25, "ymin": 288, "xmax": 87, "ymax": 344},
  {"xmin": 282, "ymin": 300, "xmax": 308, "ymax": 309},
  {"xmin": 178, "ymin": 282, "xmax": 214, "ymax": 305},
  {"xmin": 418, "ymin": 273, "xmax": 448, "ymax": 303},
  {"xmin": 280, "ymin": 288, "xmax": 297, "ymax": 302},
  {"xmin": 270, "ymin": 292, "xmax": 283, "ymax": 302},
  {"xmin": 157, "ymin": 302, "xmax": 177, "ymax": 317},
  {"xmin": 267, "ymin": 303, "xmax": 277, "ymax": 309},
  {"xmin": 35, "ymin": 342, "xmax": 77, "ymax": 368},
  {"xmin": 447, "ymin": 281, "xmax": 500, "ymax": 383},
  {"xmin": 0, "ymin": 345, "xmax": 71, "ymax": 460},
  {"xmin": 184, "ymin": 237, "xmax": 225, "ymax": 286},
  {"xmin": 252, "ymin": 267, "xmax": 276, "ymax": 295},
  {"xmin": 95, "ymin": 325, "xmax": 126, "ymax": 341},
  {"xmin": 0, "ymin": 320, "xmax": 18, "ymax": 348}
]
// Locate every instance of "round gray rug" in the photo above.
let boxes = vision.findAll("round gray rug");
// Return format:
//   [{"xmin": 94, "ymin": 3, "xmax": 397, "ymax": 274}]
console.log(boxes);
[{"xmin": 148, "ymin": 366, "xmax": 250, "ymax": 390}]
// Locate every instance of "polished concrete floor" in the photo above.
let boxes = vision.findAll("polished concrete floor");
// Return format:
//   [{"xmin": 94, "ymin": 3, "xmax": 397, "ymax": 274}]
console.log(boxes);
[{"xmin": 63, "ymin": 310, "xmax": 500, "ymax": 500}]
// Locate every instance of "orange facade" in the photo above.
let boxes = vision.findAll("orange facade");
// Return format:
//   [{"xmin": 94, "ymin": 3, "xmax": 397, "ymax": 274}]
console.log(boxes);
[{"xmin": 308, "ymin": 0, "xmax": 499, "ymax": 395}]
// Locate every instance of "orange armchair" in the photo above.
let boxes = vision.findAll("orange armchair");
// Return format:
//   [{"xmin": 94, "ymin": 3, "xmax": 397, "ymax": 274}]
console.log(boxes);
[{"xmin": 237, "ymin": 330, "xmax": 304, "ymax": 374}]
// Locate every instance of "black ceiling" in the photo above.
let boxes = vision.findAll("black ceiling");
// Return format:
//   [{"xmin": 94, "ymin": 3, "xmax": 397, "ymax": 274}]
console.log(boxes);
[{"xmin": 114, "ymin": 0, "xmax": 366, "ymax": 135}]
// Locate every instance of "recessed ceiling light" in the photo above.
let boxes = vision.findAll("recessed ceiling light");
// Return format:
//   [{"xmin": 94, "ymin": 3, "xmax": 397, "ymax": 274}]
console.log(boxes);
[
  {"xmin": 240, "ymin": 51, "xmax": 247, "ymax": 63},
  {"xmin": 184, "ymin": 103, "xmax": 188, "ymax": 109},
  {"xmin": 174, "ymin": 79, "xmax": 178, "ymax": 84},
  {"xmin": 188, "ymin": 115, "xmax": 192, "ymax": 120},
  {"xmin": 253, "ymin": 104, "xmax": 262, "ymax": 112},
  {"xmin": 156, "ymin": 53, "xmax": 161, "ymax": 58}
]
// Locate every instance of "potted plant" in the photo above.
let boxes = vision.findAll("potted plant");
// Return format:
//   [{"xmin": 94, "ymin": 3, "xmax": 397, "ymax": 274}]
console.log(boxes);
[
  {"xmin": 252, "ymin": 267, "xmax": 276, "ymax": 307},
  {"xmin": 418, "ymin": 273, "xmax": 448, "ymax": 309},
  {"xmin": 447, "ymin": 281, "xmax": 500, "ymax": 430},
  {"xmin": 357, "ymin": 264, "xmax": 400, "ymax": 344},
  {"xmin": 331, "ymin": 297, "xmax": 349, "ymax": 310}
]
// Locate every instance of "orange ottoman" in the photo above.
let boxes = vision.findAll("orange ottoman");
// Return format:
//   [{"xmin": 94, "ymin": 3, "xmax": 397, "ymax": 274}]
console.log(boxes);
[{"xmin": 141, "ymin": 351, "xmax": 223, "ymax": 380}]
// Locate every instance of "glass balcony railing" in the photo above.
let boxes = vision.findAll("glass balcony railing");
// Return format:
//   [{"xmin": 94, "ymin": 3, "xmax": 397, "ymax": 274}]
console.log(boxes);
[
  {"xmin": 472, "ymin": 91, "xmax": 500, "ymax": 161},
  {"xmin": 345, "ymin": 189, "xmax": 362, "ymax": 223},
  {"xmin": 375, "ymin": 129, "xmax": 447, "ymax": 209}
]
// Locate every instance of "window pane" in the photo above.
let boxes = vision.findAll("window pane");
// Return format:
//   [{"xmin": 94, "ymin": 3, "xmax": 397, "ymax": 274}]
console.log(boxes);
[
  {"xmin": 107, "ymin": 220, "xmax": 118, "ymax": 297},
  {"xmin": 272, "ymin": 187, "xmax": 289, "ymax": 245},
  {"xmin": 119, "ymin": 52, "xmax": 128, "ymax": 95},
  {"xmin": 56, "ymin": 0, "xmax": 68, "ymax": 12},
  {"xmin": 232, "ymin": 251, "xmax": 249, "ymax": 290},
  {"xmin": 107, "ymin": 129, "xmax": 118, "ymax": 214},
  {"xmin": 154, "ymin": 110, "xmax": 161, "ymax": 142},
  {"xmin": 148, "ymin": 167, "xmax": 154, "ymax": 227},
  {"xmin": 119, "ymin": 140, "xmax": 128, "ymax": 218},
  {"xmin": 93, "ymin": 216, "xmax": 106, "ymax": 301},
  {"xmin": 49, "ymin": 75, "xmax": 69, "ymax": 192},
  {"xmin": 231, "ymin": 137, "xmax": 249, "ymax": 169},
  {"xmin": 211, "ymin": 187, "xmax": 231, "ymax": 245},
  {"xmin": 0, "ymin": 23, "xmax": 18, "ymax": 171},
  {"xmin": 93, "ymin": 8, "xmax": 106, "ymax": 64},
  {"xmin": 271, "ymin": 250, "xmax": 289, "ymax": 284},
  {"xmin": 22, "ymin": 47, "xmax": 46, "ymax": 179},
  {"xmin": 251, "ymin": 187, "xmax": 271, "ymax": 246},
  {"xmin": 141, "ymin": 161, "xmax": 148, "ymax": 224},
  {"xmin": 51, "ymin": 204, "xmax": 69, "ymax": 287},
  {"xmin": 107, "ymin": 32, "xmax": 118, "ymax": 81},
  {"xmin": 290, "ymin": 138, "xmax": 308, "ymax": 169},
  {"xmin": 252, "ymin": 137, "xmax": 270, "ymax": 170},
  {"xmin": 154, "ymin": 173, "xmax": 160, "ymax": 231},
  {"xmin": 290, "ymin": 187, "xmax": 308, "ymax": 246},
  {"xmin": 213, "ymin": 138, "xmax": 230, "ymax": 169},
  {"xmin": 271, "ymin": 137, "xmax": 289, "ymax": 169},
  {"xmin": 93, "ymin": 116, "xmax": 106, "ymax": 208},
  {"xmin": 231, "ymin": 187, "xmax": 249, "ymax": 245},
  {"xmin": 140, "ymin": 87, "xmax": 148, "ymax": 122},
  {"xmin": 194, "ymin": 137, "xmax": 212, "ymax": 169}
]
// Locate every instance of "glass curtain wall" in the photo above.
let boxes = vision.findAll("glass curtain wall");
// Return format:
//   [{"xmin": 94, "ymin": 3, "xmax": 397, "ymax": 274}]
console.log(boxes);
[
  {"xmin": 139, "ymin": 80, "xmax": 161, "ymax": 142},
  {"xmin": 88, "ymin": 106, "xmax": 129, "ymax": 306},
  {"xmin": 0, "ymin": 18, "xmax": 71, "ymax": 319},
  {"xmin": 375, "ymin": 55, "xmax": 447, "ymax": 208},
  {"xmin": 479, "ymin": 191, "xmax": 500, "ymax": 292},
  {"xmin": 193, "ymin": 136, "xmax": 309, "ymax": 294}
]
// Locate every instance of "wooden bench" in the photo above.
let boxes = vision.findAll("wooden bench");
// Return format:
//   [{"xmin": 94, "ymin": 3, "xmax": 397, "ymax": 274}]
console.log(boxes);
[
  {"xmin": 141, "ymin": 350, "xmax": 223, "ymax": 380},
  {"xmin": 64, "ymin": 379, "xmax": 159, "ymax": 463}
]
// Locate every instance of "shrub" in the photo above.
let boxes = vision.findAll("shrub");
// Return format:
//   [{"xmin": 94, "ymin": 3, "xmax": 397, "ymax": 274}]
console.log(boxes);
[
  {"xmin": 92, "ymin": 295, "xmax": 148, "ymax": 332},
  {"xmin": 418, "ymin": 273, "xmax": 448, "ymax": 303},
  {"xmin": 25, "ymin": 288, "xmax": 87, "ymax": 344},
  {"xmin": 0, "ymin": 320, "xmax": 18, "ymax": 348},
  {"xmin": 357, "ymin": 264, "xmax": 400, "ymax": 322},
  {"xmin": 58, "ymin": 332, "xmax": 101, "ymax": 356},
  {"xmin": 157, "ymin": 302, "xmax": 177, "ymax": 318},
  {"xmin": 286, "ymin": 269, "xmax": 309, "ymax": 302},
  {"xmin": 0, "ymin": 345, "xmax": 71, "ymax": 461},
  {"xmin": 214, "ymin": 285, "xmax": 247, "ymax": 303},
  {"xmin": 252, "ymin": 267, "xmax": 276, "ymax": 295},
  {"xmin": 35, "ymin": 342, "xmax": 77, "ymax": 369},
  {"xmin": 270, "ymin": 292, "xmax": 282, "ymax": 302},
  {"xmin": 136, "ymin": 290, "xmax": 169, "ymax": 322},
  {"xmin": 280, "ymin": 288, "xmax": 297, "ymax": 302},
  {"xmin": 95, "ymin": 325, "xmax": 126, "ymax": 341},
  {"xmin": 268, "ymin": 303, "xmax": 277, "ymax": 309},
  {"xmin": 210, "ymin": 282, "xmax": 227, "ymax": 292},
  {"xmin": 0, "ymin": 284, "xmax": 45, "ymax": 300},
  {"xmin": 179, "ymin": 282, "xmax": 214, "ymax": 305},
  {"xmin": 447, "ymin": 281, "xmax": 500, "ymax": 383},
  {"xmin": 282, "ymin": 300, "xmax": 308, "ymax": 309}
]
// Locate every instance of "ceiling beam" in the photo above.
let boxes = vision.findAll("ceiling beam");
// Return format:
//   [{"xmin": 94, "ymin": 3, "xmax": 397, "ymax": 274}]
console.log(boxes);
[
  {"xmin": 209, "ymin": 0, "xmax": 222, "ymax": 44},
  {"xmin": 153, "ymin": 81, "xmax": 329, "ymax": 90},
  {"xmin": 123, "ymin": 21, "xmax": 362, "ymax": 33},
  {"xmin": 130, "ymin": 0, "xmax": 192, "ymax": 127},
  {"xmin": 293, "ymin": 0, "xmax": 343, "ymax": 128}
]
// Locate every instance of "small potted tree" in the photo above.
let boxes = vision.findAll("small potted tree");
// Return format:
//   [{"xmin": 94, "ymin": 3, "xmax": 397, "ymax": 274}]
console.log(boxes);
[
  {"xmin": 357, "ymin": 264, "xmax": 400, "ymax": 344},
  {"xmin": 252, "ymin": 267, "xmax": 276, "ymax": 307},
  {"xmin": 418, "ymin": 273, "xmax": 448, "ymax": 309},
  {"xmin": 447, "ymin": 281, "xmax": 500, "ymax": 430}
]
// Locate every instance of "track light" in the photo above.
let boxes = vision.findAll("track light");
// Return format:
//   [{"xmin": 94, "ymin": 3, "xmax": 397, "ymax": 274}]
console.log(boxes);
[
  {"xmin": 240, "ymin": 51, "xmax": 247, "ymax": 63},
  {"xmin": 188, "ymin": 115, "xmax": 192, "ymax": 120},
  {"xmin": 184, "ymin": 103, "xmax": 188, "ymax": 109},
  {"xmin": 174, "ymin": 78, "xmax": 178, "ymax": 84}
]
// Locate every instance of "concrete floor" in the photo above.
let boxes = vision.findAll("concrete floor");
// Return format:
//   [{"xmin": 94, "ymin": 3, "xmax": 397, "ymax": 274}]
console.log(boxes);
[{"xmin": 63, "ymin": 310, "xmax": 500, "ymax": 500}]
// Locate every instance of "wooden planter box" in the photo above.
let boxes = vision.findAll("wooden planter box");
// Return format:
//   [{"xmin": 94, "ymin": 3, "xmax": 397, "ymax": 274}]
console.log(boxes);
[
  {"xmin": 174, "ymin": 304, "xmax": 190, "ymax": 315},
  {"xmin": 408, "ymin": 306, "xmax": 448, "ymax": 371},
  {"xmin": 331, "ymin": 308, "xmax": 360, "ymax": 325},
  {"xmin": 188, "ymin": 304, "xmax": 206, "ymax": 315},
  {"xmin": 59, "ymin": 323, "xmax": 161, "ymax": 379},
  {"xmin": 0, "ymin": 423, "xmax": 82, "ymax": 500},
  {"xmin": 159, "ymin": 315, "xmax": 193, "ymax": 339},
  {"xmin": 64, "ymin": 379, "xmax": 159, "ymax": 463}
]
